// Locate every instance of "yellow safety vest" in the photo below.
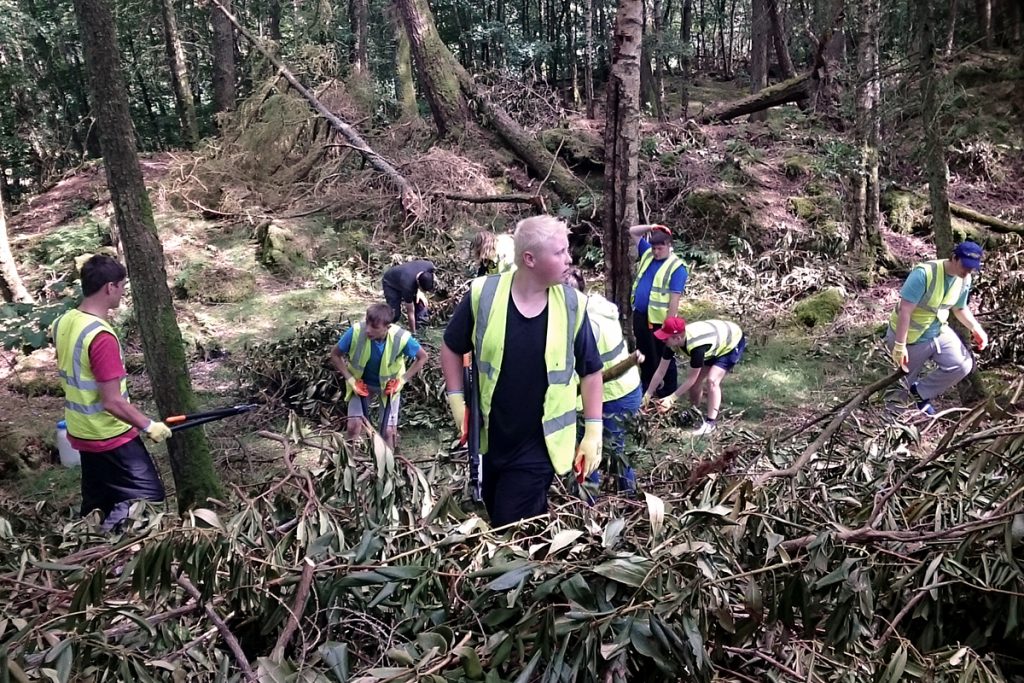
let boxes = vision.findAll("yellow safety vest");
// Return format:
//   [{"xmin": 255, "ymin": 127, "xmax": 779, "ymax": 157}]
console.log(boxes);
[
  {"xmin": 631, "ymin": 250, "xmax": 685, "ymax": 324},
  {"xmin": 50, "ymin": 309, "xmax": 132, "ymax": 441},
  {"xmin": 888, "ymin": 260, "xmax": 969, "ymax": 345},
  {"xmin": 586, "ymin": 293, "xmax": 641, "ymax": 403},
  {"xmin": 684, "ymin": 320, "xmax": 743, "ymax": 358},
  {"xmin": 471, "ymin": 272, "xmax": 584, "ymax": 474},
  {"xmin": 345, "ymin": 322, "xmax": 411, "ymax": 399}
]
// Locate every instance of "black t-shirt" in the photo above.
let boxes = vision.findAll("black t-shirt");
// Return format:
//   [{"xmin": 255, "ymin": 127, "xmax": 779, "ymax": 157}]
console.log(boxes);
[
  {"xmin": 663, "ymin": 342, "xmax": 712, "ymax": 369},
  {"xmin": 382, "ymin": 260, "xmax": 435, "ymax": 303},
  {"xmin": 444, "ymin": 289, "xmax": 602, "ymax": 457}
]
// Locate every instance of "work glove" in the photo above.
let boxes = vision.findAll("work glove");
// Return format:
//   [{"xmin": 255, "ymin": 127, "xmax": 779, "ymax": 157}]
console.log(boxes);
[
  {"xmin": 890, "ymin": 341, "xmax": 909, "ymax": 372},
  {"xmin": 574, "ymin": 419, "xmax": 604, "ymax": 481},
  {"xmin": 384, "ymin": 377, "xmax": 405, "ymax": 396},
  {"xmin": 971, "ymin": 327, "xmax": 988, "ymax": 351},
  {"xmin": 447, "ymin": 391, "xmax": 467, "ymax": 441},
  {"xmin": 346, "ymin": 376, "xmax": 370, "ymax": 397},
  {"xmin": 657, "ymin": 394, "xmax": 678, "ymax": 413},
  {"xmin": 144, "ymin": 421, "xmax": 172, "ymax": 443}
]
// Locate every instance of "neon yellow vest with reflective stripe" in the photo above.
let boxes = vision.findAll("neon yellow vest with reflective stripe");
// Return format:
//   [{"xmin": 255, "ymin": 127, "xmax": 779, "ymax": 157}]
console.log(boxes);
[
  {"xmin": 586, "ymin": 293, "xmax": 641, "ymax": 403},
  {"xmin": 631, "ymin": 250, "xmax": 684, "ymax": 324},
  {"xmin": 471, "ymin": 273, "xmax": 584, "ymax": 475},
  {"xmin": 684, "ymin": 320, "xmax": 743, "ymax": 358},
  {"xmin": 888, "ymin": 260, "xmax": 969, "ymax": 345},
  {"xmin": 50, "ymin": 309, "xmax": 132, "ymax": 441},
  {"xmin": 345, "ymin": 322, "xmax": 410, "ymax": 399}
]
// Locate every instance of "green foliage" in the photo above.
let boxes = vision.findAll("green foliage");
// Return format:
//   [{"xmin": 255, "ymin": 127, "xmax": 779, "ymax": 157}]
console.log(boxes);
[
  {"xmin": 812, "ymin": 140, "xmax": 859, "ymax": 183},
  {"xmin": 29, "ymin": 220, "xmax": 107, "ymax": 269},
  {"xmin": 792, "ymin": 287, "xmax": 845, "ymax": 328},
  {"xmin": 0, "ymin": 290, "xmax": 77, "ymax": 352},
  {"xmin": 173, "ymin": 260, "xmax": 256, "ymax": 303}
]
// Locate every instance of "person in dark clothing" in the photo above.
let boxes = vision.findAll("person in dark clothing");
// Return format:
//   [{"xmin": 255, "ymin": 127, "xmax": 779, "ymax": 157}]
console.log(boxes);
[
  {"xmin": 440, "ymin": 216, "xmax": 604, "ymax": 527},
  {"xmin": 382, "ymin": 259, "xmax": 435, "ymax": 334}
]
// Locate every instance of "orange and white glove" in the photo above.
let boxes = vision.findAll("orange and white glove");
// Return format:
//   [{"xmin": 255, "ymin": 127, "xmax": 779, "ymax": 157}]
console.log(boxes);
[
  {"xmin": 346, "ymin": 376, "xmax": 370, "ymax": 397},
  {"xmin": 971, "ymin": 327, "xmax": 988, "ymax": 351},
  {"xmin": 574, "ymin": 419, "xmax": 603, "ymax": 480},
  {"xmin": 384, "ymin": 377, "xmax": 405, "ymax": 396},
  {"xmin": 657, "ymin": 394, "xmax": 678, "ymax": 413}
]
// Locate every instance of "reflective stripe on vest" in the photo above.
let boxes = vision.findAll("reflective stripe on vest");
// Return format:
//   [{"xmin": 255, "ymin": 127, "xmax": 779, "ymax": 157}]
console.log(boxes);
[
  {"xmin": 631, "ymin": 250, "xmax": 684, "ymax": 324},
  {"xmin": 51, "ymin": 309, "xmax": 132, "ymax": 440},
  {"xmin": 586, "ymin": 294, "xmax": 641, "ymax": 403},
  {"xmin": 345, "ymin": 322, "xmax": 410, "ymax": 399},
  {"xmin": 684, "ymin": 320, "xmax": 743, "ymax": 358},
  {"xmin": 887, "ymin": 260, "xmax": 968, "ymax": 345},
  {"xmin": 471, "ymin": 273, "xmax": 584, "ymax": 474}
]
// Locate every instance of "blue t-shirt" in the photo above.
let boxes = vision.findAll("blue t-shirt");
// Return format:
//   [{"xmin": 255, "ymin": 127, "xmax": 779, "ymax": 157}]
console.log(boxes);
[
  {"xmin": 632, "ymin": 238, "xmax": 688, "ymax": 313},
  {"xmin": 336, "ymin": 328, "xmax": 421, "ymax": 388},
  {"xmin": 900, "ymin": 267, "xmax": 971, "ymax": 342}
]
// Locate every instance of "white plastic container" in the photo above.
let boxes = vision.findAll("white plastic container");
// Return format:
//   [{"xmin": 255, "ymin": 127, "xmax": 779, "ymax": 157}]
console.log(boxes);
[{"xmin": 56, "ymin": 420, "xmax": 81, "ymax": 468}]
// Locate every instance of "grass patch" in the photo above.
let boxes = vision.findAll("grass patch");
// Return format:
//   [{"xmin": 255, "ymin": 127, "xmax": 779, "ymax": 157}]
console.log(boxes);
[{"xmin": 3, "ymin": 465, "xmax": 81, "ymax": 508}]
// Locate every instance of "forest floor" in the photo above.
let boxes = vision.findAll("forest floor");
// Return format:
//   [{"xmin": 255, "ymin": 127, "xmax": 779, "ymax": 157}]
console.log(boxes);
[{"xmin": 3, "ymin": 66, "xmax": 1023, "ymax": 514}]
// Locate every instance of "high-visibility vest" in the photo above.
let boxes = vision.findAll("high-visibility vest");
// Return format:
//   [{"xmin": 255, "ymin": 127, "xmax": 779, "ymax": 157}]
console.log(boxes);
[
  {"xmin": 345, "ymin": 322, "xmax": 411, "ymax": 399},
  {"xmin": 471, "ymin": 272, "xmax": 585, "ymax": 474},
  {"xmin": 586, "ymin": 293, "xmax": 641, "ymax": 403},
  {"xmin": 631, "ymin": 250, "xmax": 685, "ymax": 324},
  {"xmin": 50, "ymin": 309, "xmax": 131, "ymax": 441},
  {"xmin": 483, "ymin": 234, "xmax": 517, "ymax": 275},
  {"xmin": 888, "ymin": 260, "xmax": 969, "ymax": 344},
  {"xmin": 684, "ymin": 320, "xmax": 743, "ymax": 358}
]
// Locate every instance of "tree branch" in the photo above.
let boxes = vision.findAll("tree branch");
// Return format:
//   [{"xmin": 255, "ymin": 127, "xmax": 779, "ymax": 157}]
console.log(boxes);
[{"xmin": 177, "ymin": 574, "xmax": 256, "ymax": 682}]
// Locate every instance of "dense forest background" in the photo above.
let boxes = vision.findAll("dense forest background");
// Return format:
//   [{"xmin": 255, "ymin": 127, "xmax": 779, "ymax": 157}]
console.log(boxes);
[{"xmin": 2, "ymin": 0, "xmax": 1024, "ymax": 679}]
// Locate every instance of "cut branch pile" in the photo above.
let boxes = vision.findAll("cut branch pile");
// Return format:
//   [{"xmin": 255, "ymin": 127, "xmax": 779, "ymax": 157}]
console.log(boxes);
[{"xmin": 3, "ymin": 370, "xmax": 1024, "ymax": 680}]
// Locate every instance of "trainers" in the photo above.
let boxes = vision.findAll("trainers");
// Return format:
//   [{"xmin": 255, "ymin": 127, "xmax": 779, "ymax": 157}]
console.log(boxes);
[
  {"xmin": 692, "ymin": 420, "xmax": 717, "ymax": 436},
  {"xmin": 910, "ymin": 383, "xmax": 935, "ymax": 416}
]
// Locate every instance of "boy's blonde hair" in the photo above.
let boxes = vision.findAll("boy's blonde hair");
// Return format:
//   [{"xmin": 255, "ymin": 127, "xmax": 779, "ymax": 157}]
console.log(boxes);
[{"xmin": 514, "ymin": 216, "xmax": 568, "ymax": 267}]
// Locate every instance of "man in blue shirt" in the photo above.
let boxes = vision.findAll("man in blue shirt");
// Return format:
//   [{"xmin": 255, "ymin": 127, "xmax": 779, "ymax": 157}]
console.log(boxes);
[
  {"xmin": 885, "ymin": 241, "xmax": 988, "ymax": 415},
  {"xmin": 627, "ymin": 224, "xmax": 688, "ymax": 398},
  {"xmin": 330, "ymin": 303, "xmax": 428, "ymax": 448}
]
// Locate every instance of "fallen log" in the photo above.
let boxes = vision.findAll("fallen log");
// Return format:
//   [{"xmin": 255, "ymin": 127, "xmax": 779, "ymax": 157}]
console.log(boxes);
[
  {"xmin": 209, "ymin": 0, "xmax": 421, "ymax": 217},
  {"xmin": 892, "ymin": 184, "xmax": 1024, "ymax": 235},
  {"xmin": 436, "ymin": 192, "xmax": 545, "ymax": 209}
]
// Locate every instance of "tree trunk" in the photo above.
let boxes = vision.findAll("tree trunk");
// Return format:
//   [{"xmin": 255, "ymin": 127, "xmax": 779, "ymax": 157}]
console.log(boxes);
[
  {"xmin": 750, "ymin": 0, "xmax": 770, "ymax": 121},
  {"xmin": 849, "ymin": 0, "xmax": 890, "ymax": 263},
  {"xmin": 652, "ymin": 0, "xmax": 668, "ymax": 120},
  {"xmin": 681, "ymin": 0, "xmax": 693, "ymax": 116},
  {"xmin": 602, "ymin": 0, "xmax": 643, "ymax": 319},
  {"xmin": 765, "ymin": 0, "xmax": 796, "ymax": 79},
  {"xmin": 159, "ymin": 0, "xmax": 200, "ymax": 146},
  {"xmin": 391, "ymin": 8, "xmax": 419, "ymax": 119},
  {"xmin": 211, "ymin": 0, "xmax": 236, "ymax": 114},
  {"xmin": 269, "ymin": 0, "xmax": 282, "ymax": 40},
  {"xmin": 350, "ymin": 0, "xmax": 369, "ymax": 75},
  {"xmin": 72, "ymin": 0, "xmax": 222, "ymax": 512},
  {"xmin": 978, "ymin": 0, "xmax": 993, "ymax": 48},
  {"xmin": 919, "ymin": 0, "xmax": 954, "ymax": 258},
  {"xmin": 585, "ymin": 0, "xmax": 596, "ymax": 117},
  {"xmin": 944, "ymin": 0, "xmax": 959, "ymax": 54},
  {"xmin": 393, "ymin": 0, "xmax": 472, "ymax": 137},
  {"xmin": 726, "ymin": 0, "xmax": 737, "ymax": 75},
  {"xmin": 0, "ymin": 192, "xmax": 34, "ymax": 304}
]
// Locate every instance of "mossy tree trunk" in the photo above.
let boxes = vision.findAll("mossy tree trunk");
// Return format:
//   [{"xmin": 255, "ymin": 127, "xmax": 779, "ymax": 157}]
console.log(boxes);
[
  {"xmin": 72, "ymin": 0, "xmax": 222, "ymax": 512},
  {"xmin": 850, "ymin": 0, "xmax": 891, "ymax": 264},
  {"xmin": 750, "ymin": 0, "xmax": 770, "ymax": 122},
  {"xmin": 918, "ymin": 0, "xmax": 954, "ymax": 258},
  {"xmin": 585, "ymin": 0, "xmax": 596, "ymax": 118},
  {"xmin": 159, "ymin": 0, "xmax": 199, "ymax": 147},
  {"xmin": 766, "ymin": 0, "xmax": 796, "ymax": 79},
  {"xmin": 0, "ymin": 191, "xmax": 34, "ymax": 304},
  {"xmin": 393, "ymin": 0, "xmax": 472, "ymax": 137},
  {"xmin": 350, "ymin": 0, "xmax": 369, "ymax": 75},
  {"xmin": 680, "ymin": 0, "xmax": 693, "ymax": 116},
  {"xmin": 391, "ymin": 7, "xmax": 418, "ymax": 119},
  {"xmin": 652, "ymin": 0, "xmax": 667, "ymax": 121},
  {"xmin": 602, "ymin": 0, "xmax": 643, "ymax": 322}
]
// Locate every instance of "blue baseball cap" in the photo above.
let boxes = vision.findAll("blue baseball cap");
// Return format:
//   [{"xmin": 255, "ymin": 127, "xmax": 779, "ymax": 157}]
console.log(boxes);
[{"xmin": 953, "ymin": 241, "xmax": 983, "ymax": 270}]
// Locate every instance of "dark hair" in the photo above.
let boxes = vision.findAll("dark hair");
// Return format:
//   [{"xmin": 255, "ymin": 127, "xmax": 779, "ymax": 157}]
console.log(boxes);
[
  {"xmin": 565, "ymin": 266, "xmax": 585, "ymax": 291},
  {"xmin": 648, "ymin": 231, "xmax": 672, "ymax": 246},
  {"xmin": 81, "ymin": 255, "xmax": 127, "ymax": 296},
  {"xmin": 366, "ymin": 303, "xmax": 394, "ymax": 327},
  {"xmin": 417, "ymin": 270, "xmax": 435, "ymax": 292}
]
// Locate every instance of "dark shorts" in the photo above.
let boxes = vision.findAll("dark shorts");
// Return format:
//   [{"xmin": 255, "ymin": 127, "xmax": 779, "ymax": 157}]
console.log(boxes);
[
  {"xmin": 80, "ymin": 436, "xmax": 165, "ymax": 518},
  {"xmin": 481, "ymin": 437, "xmax": 554, "ymax": 528},
  {"xmin": 706, "ymin": 335, "xmax": 747, "ymax": 372}
]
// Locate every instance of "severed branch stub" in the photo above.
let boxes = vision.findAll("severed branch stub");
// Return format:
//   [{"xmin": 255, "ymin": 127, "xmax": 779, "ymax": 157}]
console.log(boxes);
[{"xmin": 207, "ymin": 0, "xmax": 421, "ymax": 218}]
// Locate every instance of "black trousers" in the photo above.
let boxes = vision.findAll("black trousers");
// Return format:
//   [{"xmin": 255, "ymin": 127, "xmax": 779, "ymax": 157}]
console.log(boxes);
[
  {"xmin": 383, "ymin": 284, "xmax": 429, "ymax": 328},
  {"xmin": 481, "ymin": 438, "xmax": 554, "ymax": 527},
  {"xmin": 632, "ymin": 310, "xmax": 678, "ymax": 398},
  {"xmin": 80, "ymin": 435, "xmax": 165, "ymax": 529}
]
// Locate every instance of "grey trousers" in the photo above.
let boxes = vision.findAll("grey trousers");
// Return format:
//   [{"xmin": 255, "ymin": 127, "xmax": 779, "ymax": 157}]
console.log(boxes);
[{"xmin": 884, "ymin": 326, "xmax": 974, "ymax": 401}]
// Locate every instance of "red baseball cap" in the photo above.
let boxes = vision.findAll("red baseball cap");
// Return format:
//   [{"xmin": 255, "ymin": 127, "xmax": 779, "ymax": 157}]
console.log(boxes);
[{"xmin": 653, "ymin": 316, "xmax": 686, "ymax": 340}]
